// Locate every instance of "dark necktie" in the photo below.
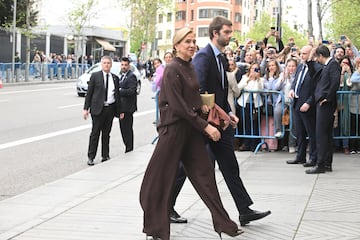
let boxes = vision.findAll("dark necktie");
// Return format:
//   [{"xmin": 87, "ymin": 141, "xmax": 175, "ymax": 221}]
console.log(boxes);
[
  {"xmin": 105, "ymin": 73, "xmax": 109, "ymax": 102},
  {"xmin": 217, "ymin": 53, "xmax": 226, "ymax": 89},
  {"xmin": 295, "ymin": 65, "xmax": 306, "ymax": 97}
]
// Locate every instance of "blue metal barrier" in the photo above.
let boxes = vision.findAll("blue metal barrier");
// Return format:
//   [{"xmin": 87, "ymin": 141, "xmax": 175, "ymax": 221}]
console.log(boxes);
[
  {"xmin": 234, "ymin": 89, "xmax": 288, "ymax": 154},
  {"xmin": 334, "ymin": 90, "xmax": 360, "ymax": 141},
  {"xmin": 0, "ymin": 62, "xmax": 89, "ymax": 82},
  {"xmin": 150, "ymin": 89, "xmax": 360, "ymax": 153}
]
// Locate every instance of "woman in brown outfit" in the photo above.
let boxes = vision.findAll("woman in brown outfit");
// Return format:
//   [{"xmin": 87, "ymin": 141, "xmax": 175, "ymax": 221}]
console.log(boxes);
[{"xmin": 139, "ymin": 28, "xmax": 243, "ymax": 240}]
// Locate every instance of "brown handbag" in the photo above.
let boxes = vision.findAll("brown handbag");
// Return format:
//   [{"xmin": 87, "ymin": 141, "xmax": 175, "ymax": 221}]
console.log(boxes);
[
  {"xmin": 208, "ymin": 104, "xmax": 230, "ymax": 130},
  {"xmin": 282, "ymin": 108, "xmax": 290, "ymax": 125}
]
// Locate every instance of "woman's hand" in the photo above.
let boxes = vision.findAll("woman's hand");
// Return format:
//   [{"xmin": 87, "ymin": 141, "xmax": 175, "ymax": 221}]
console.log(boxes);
[
  {"xmin": 201, "ymin": 104, "xmax": 211, "ymax": 114},
  {"xmin": 204, "ymin": 124, "xmax": 221, "ymax": 142}
]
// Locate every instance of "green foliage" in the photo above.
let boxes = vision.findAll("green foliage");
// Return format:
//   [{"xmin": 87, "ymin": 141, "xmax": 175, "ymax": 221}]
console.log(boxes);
[
  {"xmin": 327, "ymin": 0, "xmax": 360, "ymax": 47},
  {"xmin": 67, "ymin": 0, "xmax": 97, "ymax": 35},
  {"xmin": 0, "ymin": 0, "xmax": 38, "ymax": 28},
  {"xmin": 242, "ymin": 13, "xmax": 307, "ymax": 48},
  {"xmin": 120, "ymin": 0, "xmax": 173, "ymax": 55}
]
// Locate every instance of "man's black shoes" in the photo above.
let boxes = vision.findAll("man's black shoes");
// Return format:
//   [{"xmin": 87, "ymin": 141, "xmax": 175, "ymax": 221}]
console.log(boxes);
[
  {"xmin": 87, "ymin": 158, "xmax": 94, "ymax": 166},
  {"xmin": 170, "ymin": 210, "xmax": 187, "ymax": 224},
  {"xmin": 286, "ymin": 159, "xmax": 305, "ymax": 164},
  {"xmin": 239, "ymin": 209, "xmax": 271, "ymax": 226},
  {"xmin": 303, "ymin": 161, "xmax": 316, "ymax": 167},
  {"xmin": 101, "ymin": 156, "xmax": 110, "ymax": 162},
  {"xmin": 305, "ymin": 165, "xmax": 325, "ymax": 174}
]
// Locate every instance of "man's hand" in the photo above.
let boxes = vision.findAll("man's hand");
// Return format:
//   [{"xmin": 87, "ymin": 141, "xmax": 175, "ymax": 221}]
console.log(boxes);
[
  {"xmin": 119, "ymin": 113, "xmax": 125, "ymax": 119},
  {"xmin": 229, "ymin": 113, "xmax": 239, "ymax": 128},
  {"xmin": 288, "ymin": 89, "xmax": 295, "ymax": 99},
  {"xmin": 320, "ymin": 99, "xmax": 327, "ymax": 106},
  {"xmin": 83, "ymin": 110, "xmax": 89, "ymax": 120},
  {"xmin": 300, "ymin": 103, "xmax": 310, "ymax": 112}
]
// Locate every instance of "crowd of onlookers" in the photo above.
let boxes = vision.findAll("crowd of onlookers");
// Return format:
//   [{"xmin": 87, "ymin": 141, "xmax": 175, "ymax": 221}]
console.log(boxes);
[{"xmin": 144, "ymin": 30, "xmax": 360, "ymax": 155}]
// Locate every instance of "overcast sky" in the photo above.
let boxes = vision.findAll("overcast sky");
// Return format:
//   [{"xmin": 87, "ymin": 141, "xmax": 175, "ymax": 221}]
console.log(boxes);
[{"xmin": 37, "ymin": 0, "xmax": 129, "ymax": 29}]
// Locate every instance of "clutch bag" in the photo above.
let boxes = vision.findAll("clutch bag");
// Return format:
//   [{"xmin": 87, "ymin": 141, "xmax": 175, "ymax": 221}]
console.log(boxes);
[{"xmin": 200, "ymin": 91, "xmax": 215, "ymax": 108}]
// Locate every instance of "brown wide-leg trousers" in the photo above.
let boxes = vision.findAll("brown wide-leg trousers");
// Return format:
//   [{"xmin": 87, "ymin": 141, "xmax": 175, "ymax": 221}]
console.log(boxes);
[{"xmin": 140, "ymin": 121, "xmax": 238, "ymax": 240}]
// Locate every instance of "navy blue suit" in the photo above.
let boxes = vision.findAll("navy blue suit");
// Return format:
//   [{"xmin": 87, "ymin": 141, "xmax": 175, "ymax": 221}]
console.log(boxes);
[
  {"xmin": 192, "ymin": 44, "xmax": 253, "ymax": 212},
  {"xmin": 291, "ymin": 62, "xmax": 321, "ymax": 163},
  {"xmin": 118, "ymin": 70, "xmax": 138, "ymax": 152}
]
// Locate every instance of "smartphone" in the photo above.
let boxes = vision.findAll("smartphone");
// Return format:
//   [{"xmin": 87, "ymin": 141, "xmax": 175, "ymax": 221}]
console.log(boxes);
[
  {"xmin": 340, "ymin": 35, "xmax": 346, "ymax": 42},
  {"xmin": 322, "ymin": 40, "xmax": 330, "ymax": 44},
  {"xmin": 270, "ymin": 27, "xmax": 276, "ymax": 32},
  {"xmin": 254, "ymin": 68, "xmax": 260, "ymax": 73},
  {"xmin": 291, "ymin": 47, "xmax": 297, "ymax": 52}
]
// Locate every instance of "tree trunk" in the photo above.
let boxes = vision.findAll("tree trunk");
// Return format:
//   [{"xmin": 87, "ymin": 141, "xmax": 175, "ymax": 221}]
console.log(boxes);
[
  {"xmin": 307, "ymin": 0, "xmax": 314, "ymax": 38},
  {"xmin": 316, "ymin": 0, "xmax": 323, "ymax": 40}
]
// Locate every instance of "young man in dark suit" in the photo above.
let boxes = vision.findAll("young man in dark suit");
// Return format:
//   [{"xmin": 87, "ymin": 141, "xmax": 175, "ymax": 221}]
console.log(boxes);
[
  {"xmin": 192, "ymin": 16, "xmax": 271, "ymax": 226},
  {"xmin": 83, "ymin": 56, "xmax": 121, "ymax": 166},
  {"xmin": 306, "ymin": 45, "xmax": 341, "ymax": 174},
  {"xmin": 118, "ymin": 57, "xmax": 138, "ymax": 153},
  {"xmin": 287, "ymin": 45, "xmax": 321, "ymax": 167}
]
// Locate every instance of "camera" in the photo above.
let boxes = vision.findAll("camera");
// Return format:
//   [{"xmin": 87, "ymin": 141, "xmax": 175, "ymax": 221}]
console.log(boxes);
[
  {"xmin": 291, "ymin": 47, "xmax": 297, "ymax": 52},
  {"xmin": 340, "ymin": 35, "xmax": 346, "ymax": 42},
  {"xmin": 322, "ymin": 40, "xmax": 330, "ymax": 44},
  {"xmin": 268, "ymin": 49, "xmax": 275, "ymax": 54},
  {"xmin": 254, "ymin": 68, "xmax": 260, "ymax": 73}
]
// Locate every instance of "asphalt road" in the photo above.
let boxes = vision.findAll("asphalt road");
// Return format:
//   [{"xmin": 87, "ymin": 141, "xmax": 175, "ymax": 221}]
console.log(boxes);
[{"xmin": 0, "ymin": 80, "xmax": 157, "ymax": 201}]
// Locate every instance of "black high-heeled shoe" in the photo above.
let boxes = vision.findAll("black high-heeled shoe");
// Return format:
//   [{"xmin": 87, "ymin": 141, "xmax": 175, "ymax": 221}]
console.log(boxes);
[{"xmin": 218, "ymin": 229, "xmax": 244, "ymax": 239}]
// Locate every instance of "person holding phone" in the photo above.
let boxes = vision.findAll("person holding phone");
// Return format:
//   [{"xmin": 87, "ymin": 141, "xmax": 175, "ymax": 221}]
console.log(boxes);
[{"xmin": 237, "ymin": 63, "xmax": 264, "ymax": 151}]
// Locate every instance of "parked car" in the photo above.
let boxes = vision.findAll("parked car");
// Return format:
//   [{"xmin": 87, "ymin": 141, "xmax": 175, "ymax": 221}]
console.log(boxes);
[{"xmin": 76, "ymin": 62, "xmax": 141, "ymax": 97}]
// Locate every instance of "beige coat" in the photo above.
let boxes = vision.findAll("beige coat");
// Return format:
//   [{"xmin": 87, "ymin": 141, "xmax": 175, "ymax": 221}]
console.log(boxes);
[{"xmin": 227, "ymin": 71, "xmax": 240, "ymax": 113}]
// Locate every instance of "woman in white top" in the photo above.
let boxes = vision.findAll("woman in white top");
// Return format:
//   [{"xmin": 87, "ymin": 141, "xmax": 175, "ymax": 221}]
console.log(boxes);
[{"xmin": 237, "ymin": 63, "xmax": 264, "ymax": 151}]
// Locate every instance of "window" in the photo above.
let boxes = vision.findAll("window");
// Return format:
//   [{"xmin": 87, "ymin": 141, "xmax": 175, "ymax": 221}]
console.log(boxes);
[
  {"xmin": 166, "ymin": 30, "xmax": 171, "ymax": 39},
  {"xmin": 234, "ymin": 13, "xmax": 241, "ymax": 23},
  {"xmin": 235, "ymin": 0, "xmax": 242, "ymax": 4},
  {"xmin": 158, "ymin": 31, "xmax": 163, "ymax": 40},
  {"xmin": 198, "ymin": 27, "xmax": 209, "ymax": 37},
  {"xmin": 158, "ymin": 14, "xmax": 163, "ymax": 23},
  {"xmin": 167, "ymin": 13, "xmax": 172, "ymax": 22},
  {"xmin": 176, "ymin": 11, "xmax": 186, "ymax": 21},
  {"xmin": 191, "ymin": 10, "xmax": 194, "ymax": 21},
  {"xmin": 199, "ymin": 9, "xmax": 228, "ymax": 19}
]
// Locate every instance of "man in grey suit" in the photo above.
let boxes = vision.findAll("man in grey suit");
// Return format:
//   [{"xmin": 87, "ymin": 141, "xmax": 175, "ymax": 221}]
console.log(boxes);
[
  {"xmin": 306, "ymin": 45, "xmax": 341, "ymax": 174},
  {"xmin": 118, "ymin": 56, "xmax": 138, "ymax": 153},
  {"xmin": 83, "ymin": 56, "xmax": 121, "ymax": 166}
]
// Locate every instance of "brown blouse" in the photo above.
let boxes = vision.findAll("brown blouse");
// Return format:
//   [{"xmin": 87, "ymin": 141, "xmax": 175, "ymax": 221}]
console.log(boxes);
[{"xmin": 157, "ymin": 57, "xmax": 208, "ymax": 132}]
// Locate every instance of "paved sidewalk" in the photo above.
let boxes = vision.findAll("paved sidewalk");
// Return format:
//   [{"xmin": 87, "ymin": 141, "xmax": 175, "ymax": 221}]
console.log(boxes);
[{"xmin": 0, "ymin": 144, "xmax": 359, "ymax": 240}]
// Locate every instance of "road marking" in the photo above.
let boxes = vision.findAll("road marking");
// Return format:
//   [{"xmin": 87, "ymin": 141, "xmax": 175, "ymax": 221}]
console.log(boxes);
[
  {"xmin": 0, "ymin": 125, "xmax": 91, "ymax": 150},
  {"xmin": 0, "ymin": 86, "xmax": 73, "ymax": 95},
  {"xmin": 58, "ymin": 103, "xmax": 83, "ymax": 109},
  {"xmin": 0, "ymin": 109, "xmax": 156, "ymax": 150}
]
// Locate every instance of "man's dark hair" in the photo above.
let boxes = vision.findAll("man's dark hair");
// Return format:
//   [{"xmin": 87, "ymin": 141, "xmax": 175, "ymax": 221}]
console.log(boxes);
[
  {"xmin": 121, "ymin": 56, "xmax": 130, "ymax": 63},
  {"xmin": 335, "ymin": 46, "xmax": 345, "ymax": 54},
  {"xmin": 209, "ymin": 16, "xmax": 232, "ymax": 40},
  {"xmin": 315, "ymin": 45, "xmax": 330, "ymax": 58}
]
